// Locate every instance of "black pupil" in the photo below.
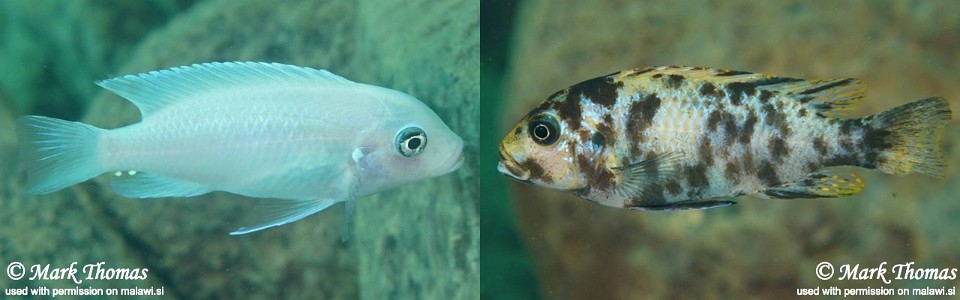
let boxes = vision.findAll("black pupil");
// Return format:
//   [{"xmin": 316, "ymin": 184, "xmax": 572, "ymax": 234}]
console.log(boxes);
[
  {"xmin": 534, "ymin": 124, "xmax": 550, "ymax": 140},
  {"xmin": 407, "ymin": 136, "xmax": 422, "ymax": 149},
  {"xmin": 529, "ymin": 118, "xmax": 559, "ymax": 146}
]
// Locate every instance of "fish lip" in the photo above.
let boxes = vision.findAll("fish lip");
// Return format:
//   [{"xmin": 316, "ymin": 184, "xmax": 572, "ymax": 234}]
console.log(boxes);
[
  {"xmin": 449, "ymin": 152, "xmax": 465, "ymax": 172},
  {"xmin": 497, "ymin": 143, "xmax": 529, "ymax": 181},
  {"xmin": 442, "ymin": 139, "xmax": 465, "ymax": 174}
]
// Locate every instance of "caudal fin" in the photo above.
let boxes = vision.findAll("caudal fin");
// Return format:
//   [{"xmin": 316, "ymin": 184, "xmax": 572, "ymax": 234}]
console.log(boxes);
[
  {"xmin": 16, "ymin": 116, "xmax": 105, "ymax": 194},
  {"xmin": 865, "ymin": 97, "xmax": 951, "ymax": 177}
]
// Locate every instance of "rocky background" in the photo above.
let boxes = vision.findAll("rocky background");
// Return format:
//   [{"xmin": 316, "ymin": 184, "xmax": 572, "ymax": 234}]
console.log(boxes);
[
  {"xmin": 0, "ymin": 0, "xmax": 478, "ymax": 299},
  {"xmin": 491, "ymin": 0, "xmax": 960, "ymax": 299}
]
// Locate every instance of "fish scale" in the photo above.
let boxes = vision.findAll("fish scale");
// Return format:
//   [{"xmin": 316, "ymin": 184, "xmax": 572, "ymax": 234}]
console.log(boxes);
[{"xmin": 499, "ymin": 66, "xmax": 950, "ymax": 211}]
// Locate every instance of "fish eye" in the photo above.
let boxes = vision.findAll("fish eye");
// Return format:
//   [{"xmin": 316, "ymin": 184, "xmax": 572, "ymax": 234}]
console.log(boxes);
[
  {"xmin": 396, "ymin": 126, "xmax": 427, "ymax": 157},
  {"xmin": 528, "ymin": 115, "xmax": 559, "ymax": 146}
]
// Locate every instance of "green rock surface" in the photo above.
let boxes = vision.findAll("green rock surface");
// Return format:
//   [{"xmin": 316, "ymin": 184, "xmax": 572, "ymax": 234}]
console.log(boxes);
[
  {"xmin": 0, "ymin": 0, "xmax": 196, "ymax": 119},
  {"xmin": 1, "ymin": 0, "xmax": 478, "ymax": 299},
  {"xmin": 499, "ymin": 1, "xmax": 960, "ymax": 299}
]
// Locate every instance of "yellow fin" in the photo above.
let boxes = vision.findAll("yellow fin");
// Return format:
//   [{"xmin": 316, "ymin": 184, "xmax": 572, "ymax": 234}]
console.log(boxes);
[{"xmin": 763, "ymin": 172, "xmax": 865, "ymax": 199}]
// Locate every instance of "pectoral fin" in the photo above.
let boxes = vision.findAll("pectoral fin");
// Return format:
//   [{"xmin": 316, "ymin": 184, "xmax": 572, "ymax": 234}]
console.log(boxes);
[
  {"xmin": 763, "ymin": 171, "xmax": 865, "ymax": 199},
  {"xmin": 339, "ymin": 174, "xmax": 362, "ymax": 243},
  {"xmin": 230, "ymin": 198, "xmax": 339, "ymax": 235},
  {"xmin": 340, "ymin": 193, "xmax": 357, "ymax": 243},
  {"xmin": 611, "ymin": 152, "xmax": 683, "ymax": 201}
]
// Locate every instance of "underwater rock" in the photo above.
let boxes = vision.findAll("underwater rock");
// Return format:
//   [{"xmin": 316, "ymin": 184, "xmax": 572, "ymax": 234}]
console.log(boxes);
[
  {"xmin": 0, "ymin": 0, "xmax": 480, "ymax": 299},
  {"xmin": 352, "ymin": 0, "xmax": 479, "ymax": 299},
  {"xmin": 0, "ymin": 0, "xmax": 197, "ymax": 119},
  {"xmin": 501, "ymin": 1, "xmax": 960, "ymax": 299}
]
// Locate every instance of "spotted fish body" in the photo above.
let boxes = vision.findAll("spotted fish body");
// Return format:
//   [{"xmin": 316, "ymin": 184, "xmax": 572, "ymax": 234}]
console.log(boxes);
[{"xmin": 498, "ymin": 66, "xmax": 951, "ymax": 210}]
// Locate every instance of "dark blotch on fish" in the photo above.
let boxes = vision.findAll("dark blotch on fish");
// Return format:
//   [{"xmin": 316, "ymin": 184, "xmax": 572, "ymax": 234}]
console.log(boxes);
[
  {"xmin": 739, "ymin": 111, "xmax": 758, "ymax": 144},
  {"xmin": 686, "ymin": 163, "xmax": 710, "ymax": 189},
  {"xmin": 757, "ymin": 160, "xmax": 780, "ymax": 186},
  {"xmin": 724, "ymin": 161, "xmax": 740, "ymax": 183},
  {"xmin": 707, "ymin": 110, "xmax": 722, "ymax": 132},
  {"xmin": 742, "ymin": 149, "xmax": 757, "ymax": 174},
  {"xmin": 770, "ymin": 137, "xmax": 789, "ymax": 162},
  {"xmin": 861, "ymin": 123, "xmax": 892, "ymax": 169},
  {"xmin": 521, "ymin": 159, "xmax": 549, "ymax": 183},
  {"xmin": 762, "ymin": 103, "xmax": 776, "ymax": 120},
  {"xmin": 665, "ymin": 74, "xmax": 685, "ymax": 89},
  {"xmin": 839, "ymin": 138, "xmax": 855, "ymax": 154},
  {"xmin": 759, "ymin": 90, "xmax": 774, "ymax": 103},
  {"xmin": 699, "ymin": 82, "xmax": 719, "ymax": 98},
  {"xmin": 813, "ymin": 136, "xmax": 828, "ymax": 156},
  {"xmin": 569, "ymin": 75, "xmax": 623, "ymax": 108},
  {"xmin": 550, "ymin": 91, "xmax": 582, "ymax": 131},
  {"xmin": 839, "ymin": 119, "xmax": 856, "ymax": 135},
  {"xmin": 726, "ymin": 82, "xmax": 758, "ymax": 106},
  {"xmin": 664, "ymin": 179, "xmax": 682, "ymax": 195},
  {"xmin": 699, "ymin": 138, "xmax": 714, "ymax": 165},
  {"xmin": 763, "ymin": 104, "xmax": 791, "ymax": 135},
  {"xmin": 626, "ymin": 94, "xmax": 661, "ymax": 141},
  {"xmin": 721, "ymin": 111, "xmax": 737, "ymax": 145},
  {"xmin": 798, "ymin": 108, "xmax": 807, "ymax": 117}
]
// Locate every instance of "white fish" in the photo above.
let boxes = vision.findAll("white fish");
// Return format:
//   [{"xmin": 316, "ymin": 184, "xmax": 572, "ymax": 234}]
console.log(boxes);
[{"xmin": 17, "ymin": 62, "xmax": 464, "ymax": 237}]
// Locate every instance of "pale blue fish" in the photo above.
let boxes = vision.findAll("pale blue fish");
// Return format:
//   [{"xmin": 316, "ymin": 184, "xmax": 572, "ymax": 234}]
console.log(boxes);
[{"xmin": 17, "ymin": 62, "xmax": 464, "ymax": 237}]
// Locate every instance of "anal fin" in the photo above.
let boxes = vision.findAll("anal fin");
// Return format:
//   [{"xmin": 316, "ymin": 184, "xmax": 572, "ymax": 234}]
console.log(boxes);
[
  {"xmin": 230, "ymin": 198, "xmax": 340, "ymax": 235},
  {"xmin": 763, "ymin": 171, "xmax": 865, "ymax": 199},
  {"xmin": 109, "ymin": 172, "xmax": 212, "ymax": 198}
]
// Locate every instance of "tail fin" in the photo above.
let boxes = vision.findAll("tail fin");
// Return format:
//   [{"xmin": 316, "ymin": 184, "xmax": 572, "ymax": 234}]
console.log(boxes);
[
  {"xmin": 865, "ymin": 97, "xmax": 951, "ymax": 177},
  {"xmin": 16, "ymin": 116, "xmax": 105, "ymax": 194}
]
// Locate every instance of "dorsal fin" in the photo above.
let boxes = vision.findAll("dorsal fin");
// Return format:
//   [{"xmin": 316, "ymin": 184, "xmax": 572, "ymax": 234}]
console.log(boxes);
[
  {"xmin": 709, "ymin": 72, "xmax": 865, "ymax": 118},
  {"xmin": 779, "ymin": 78, "xmax": 865, "ymax": 117},
  {"xmin": 96, "ymin": 62, "xmax": 355, "ymax": 118},
  {"xmin": 617, "ymin": 66, "xmax": 866, "ymax": 117}
]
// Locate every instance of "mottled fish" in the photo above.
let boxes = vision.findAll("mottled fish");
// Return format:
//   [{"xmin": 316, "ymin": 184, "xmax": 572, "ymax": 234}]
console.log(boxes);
[
  {"xmin": 18, "ymin": 62, "xmax": 464, "ymax": 236},
  {"xmin": 498, "ymin": 66, "xmax": 950, "ymax": 210}
]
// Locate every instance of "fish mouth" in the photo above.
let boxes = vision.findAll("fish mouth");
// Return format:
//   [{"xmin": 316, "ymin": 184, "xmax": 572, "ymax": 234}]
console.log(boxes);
[
  {"xmin": 497, "ymin": 143, "xmax": 530, "ymax": 181},
  {"xmin": 442, "ymin": 140, "xmax": 465, "ymax": 174},
  {"xmin": 449, "ymin": 152, "xmax": 465, "ymax": 172}
]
